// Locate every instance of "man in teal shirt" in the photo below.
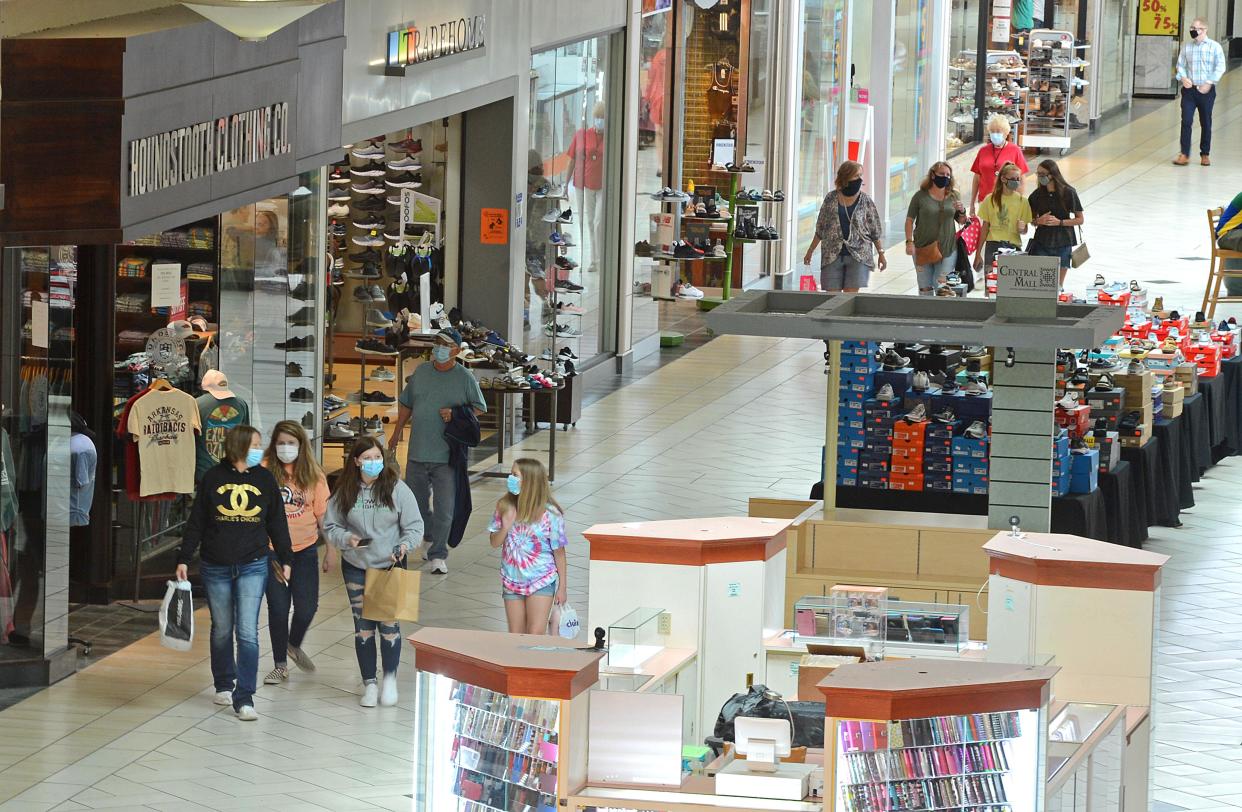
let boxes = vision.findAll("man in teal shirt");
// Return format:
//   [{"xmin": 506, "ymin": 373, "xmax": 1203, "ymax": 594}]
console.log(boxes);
[{"xmin": 388, "ymin": 328, "xmax": 486, "ymax": 574}]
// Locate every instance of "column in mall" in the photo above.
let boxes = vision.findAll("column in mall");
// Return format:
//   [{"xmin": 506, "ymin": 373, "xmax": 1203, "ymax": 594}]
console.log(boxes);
[{"xmin": 986, "ymin": 255, "xmax": 1061, "ymax": 532}]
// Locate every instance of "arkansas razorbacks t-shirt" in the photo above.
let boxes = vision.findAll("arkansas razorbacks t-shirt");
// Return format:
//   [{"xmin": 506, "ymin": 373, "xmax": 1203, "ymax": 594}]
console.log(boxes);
[{"xmin": 127, "ymin": 388, "xmax": 201, "ymax": 496}]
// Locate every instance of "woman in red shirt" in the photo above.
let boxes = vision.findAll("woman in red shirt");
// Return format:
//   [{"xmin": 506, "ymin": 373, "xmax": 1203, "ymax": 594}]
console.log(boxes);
[{"xmin": 969, "ymin": 114, "xmax": 1029, "ymax": 215}]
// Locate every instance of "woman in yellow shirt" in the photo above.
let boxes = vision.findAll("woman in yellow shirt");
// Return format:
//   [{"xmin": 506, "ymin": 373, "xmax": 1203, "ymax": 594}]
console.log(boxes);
[{"xmin": 973, "ymin": 161, "xmax": 1033, "ymax": 274}]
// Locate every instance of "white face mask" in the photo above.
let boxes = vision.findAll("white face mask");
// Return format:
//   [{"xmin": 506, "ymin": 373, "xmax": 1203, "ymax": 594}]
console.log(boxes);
[{"xmin": 276, "ymin": 443, "xmax": 299, "ymax": 464}]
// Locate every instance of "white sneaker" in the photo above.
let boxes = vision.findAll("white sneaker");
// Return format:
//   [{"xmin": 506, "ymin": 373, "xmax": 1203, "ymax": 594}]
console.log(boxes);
[
  {"xmin": 429, "ymin": 558, "xmax": 448, "ymax": 574},
  {"xmin": 380, "ymin": 673, "xmax": 399, "ymax": 706},
  {"xmin": 360, "ymin": 681, "xmax": 379, "ymax": 708},
  {"xmin": 214, "ymin": 691, "xmax": 233, "ymax": 706},
  {"xmin": 676, "ymin": 282, "xmax": 705, "ymax": 300},
  {"xmin": 912, "ymin": 371, "xmax": 930, "ymax": 391},
  {"xmin": 235, "ymin": 705, "xmax": 258, "ymax": 722}
]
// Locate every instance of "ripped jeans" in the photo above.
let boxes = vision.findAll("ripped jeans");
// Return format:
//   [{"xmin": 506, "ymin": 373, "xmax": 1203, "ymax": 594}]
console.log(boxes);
[{"xmin": 342, "ymin": 559, "xmax": 402, "ymax": 682}]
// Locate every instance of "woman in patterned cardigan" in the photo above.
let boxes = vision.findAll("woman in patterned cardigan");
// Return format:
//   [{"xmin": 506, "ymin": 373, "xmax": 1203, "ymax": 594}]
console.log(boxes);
[{"xmin": 803, "ymin": 161, "xmax": 886, "ymax": 292}]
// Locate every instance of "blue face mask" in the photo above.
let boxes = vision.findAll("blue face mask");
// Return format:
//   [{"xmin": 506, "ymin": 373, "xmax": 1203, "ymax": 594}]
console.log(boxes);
[
  {"xmin": 245, "ymin": 448, "xmax": 264, "ymax": 468},
  {"xmin": 506, "ymin": 474, "xmax": 521, "ymax": 495},
  {"xmin": 594, "ymin": 118, "xmax": 605, "ymax": 130},
  {"xmin": 989, "ymin": 132, "xmax": 1006, "ymax": 147},
  {"xmin": 1038, "ymin": 175, "xmax": 1051, "ymax": 186},
  {"xmin": 432, "ymin": 345, "xmax": 452, "ymax": 364},
  {"xmin": 360, "ymin": 459, "xmax": 386, "ymax": 478}
]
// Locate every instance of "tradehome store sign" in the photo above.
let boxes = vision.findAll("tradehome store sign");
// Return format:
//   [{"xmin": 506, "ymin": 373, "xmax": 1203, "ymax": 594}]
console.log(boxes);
[
  {"xmin": 128, "ymin": 103, "xmax": 292, "ymax": 196},
  {"xmin": 385, "ymin": 14, "xmax": 486, "ymax": 76}
]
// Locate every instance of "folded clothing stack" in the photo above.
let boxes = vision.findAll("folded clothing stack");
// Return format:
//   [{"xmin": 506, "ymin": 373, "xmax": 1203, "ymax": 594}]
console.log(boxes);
[{"xmin": 118, "ymin": 257, "xmax": 150, "ymax": 278}]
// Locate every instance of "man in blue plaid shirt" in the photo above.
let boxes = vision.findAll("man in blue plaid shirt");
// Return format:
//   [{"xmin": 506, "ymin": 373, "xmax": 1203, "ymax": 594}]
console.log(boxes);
[{"xmin": 1173, "ymin": 18, "xmax": 1226, "ymax": 167}]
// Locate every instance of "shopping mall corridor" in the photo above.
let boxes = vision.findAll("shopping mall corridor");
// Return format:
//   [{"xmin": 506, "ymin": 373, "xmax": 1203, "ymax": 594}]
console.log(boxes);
[{"xmin": 3, "ymin": 83, "xmax": 1242, "ymax": 811}]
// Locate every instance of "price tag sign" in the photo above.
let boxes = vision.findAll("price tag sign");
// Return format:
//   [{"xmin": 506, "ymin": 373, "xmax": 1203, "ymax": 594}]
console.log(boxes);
[{"xmin": 1138, "ymin": 0, "xmax": 1180, "ymax": 35}]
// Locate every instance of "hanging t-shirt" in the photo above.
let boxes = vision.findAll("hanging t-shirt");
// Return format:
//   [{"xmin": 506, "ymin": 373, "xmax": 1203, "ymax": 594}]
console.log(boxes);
[
  {"xmin": 70, "ymin": 433, "xmax": 98, "ymax": 526},
  {"xmin": 0, "ymin": 429, "xmax": 16, "ymax": 531},
  {"xmin": 195, "ymin": 394, "xmax": 250, "ymax": 482},
  {"xmin": 127, "ymin": 388, "xmax": 201, "ymax": 496}
]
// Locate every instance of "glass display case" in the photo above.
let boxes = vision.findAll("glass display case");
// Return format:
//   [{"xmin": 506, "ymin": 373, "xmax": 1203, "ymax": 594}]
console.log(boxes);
[
  {"xmin": 608, "ymin": 606, "xmax": 664, "ymax": 671},
  {"xmin": 831, "ymin": 708, "xmax": 1045, "ymax": 812},
  {"xmin": 793, "ymin": 594, "xmax": 970, "ymax": 654},
  {"xmin": 1046, "ymin": 703, "xmax": 1125, "ymax": 812}
]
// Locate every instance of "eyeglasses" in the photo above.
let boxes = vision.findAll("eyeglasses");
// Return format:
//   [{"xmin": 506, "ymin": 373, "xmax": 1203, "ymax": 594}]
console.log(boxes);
[
  {"xmin": 1036, "ymin": 172, "xmax": 1051, "ymax": 178},
  {"xmin": 934, "ymin": 172, "xmax": 952, "ymax": 179}
]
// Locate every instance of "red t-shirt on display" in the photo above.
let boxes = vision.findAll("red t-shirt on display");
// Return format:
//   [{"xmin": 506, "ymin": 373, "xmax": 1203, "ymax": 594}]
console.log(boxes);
[
  {"xmin": 568, "ymin": 127, "xmax": 605, "ymax": 191},
  {"xmin": 970, "ymin": 141, "xmax": 1029, "ymax": 200}
]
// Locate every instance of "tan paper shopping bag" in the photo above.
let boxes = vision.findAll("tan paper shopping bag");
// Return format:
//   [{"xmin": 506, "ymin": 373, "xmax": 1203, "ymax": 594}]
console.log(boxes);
[{"xmin": 362, "ymin": 567, "xmax": 421, "ymax": 622}]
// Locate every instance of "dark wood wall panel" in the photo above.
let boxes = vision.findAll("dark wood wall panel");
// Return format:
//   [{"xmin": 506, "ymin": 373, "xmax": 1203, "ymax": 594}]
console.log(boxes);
[{"xmin": 0, "ymin": 39, "xmax": 125, "ymax": 101}]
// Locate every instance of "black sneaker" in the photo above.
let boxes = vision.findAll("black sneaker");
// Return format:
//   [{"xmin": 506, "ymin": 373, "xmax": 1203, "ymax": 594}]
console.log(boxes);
[
  {"xmin": 286, "ymin": 362, "xmax": 304, "ymax": 376},
  {"xmin": 555, "ymin": 255, "xmax": 578, "ymax": 270},
  {"xmin": 328, "ymin": 166, "xmax": 350, "ymax": 185},
  {"xmin": 290, "ymin": 387, "xmax": 314, "ymax": 403},
  {"xmin": 352, "ymin": 213, "xmax": 385, "ymax": 229},
  {"xmin": 354, "ymin": 197, "xmax": 386, "ymax": 212},
  {"xmin": 362, "ymin": 391, "xmax": 396, "ymax": 405},
  {"xmin": 351, "ymin": 179, "xmax": 385, "ymax": 195},
  {"xmin": 349, "ymin": 248, "xmax": 382, "ymax": 263},
  {"xmin": 355, "ymin": 338, "xmax": 396, "ymax": 354},
  {"xmin": 288, "ymin": 280, "xmax": 312, "ymax": 299},
  {"xmin": 350, "ymin": 161, "xmax": 385, "ymax": 177},
  {"xmin": 385, "ymin": 172, "xmax": 422, "ymax": 188},
  {"xmin": 877, "ymin": 348, "xmax": 910, "ymax": 370},
  {"xmin": 672, "ymin": 241, "xmax": 703, "ymax": 259},
  {"xmin": 288, "ymin": 306, "xmax": 317, "ymax": 327},
  {"xmin": 555, "ymin": 279, "xmax": 584, "ymax": 292},
  {"xmin": 301, "ymin": 411, "xmax": 315, "ymax": 430},
  {"xmin": 932, "ymin": 406, "xmax": 956, "ymax": 424},
  {"xmin": 276, "ymin": 335, "xmax": 315, "ymax": 351},
  {"xmin": 327, "ymin": 187, "xmax": 350, "ymax": 201}
]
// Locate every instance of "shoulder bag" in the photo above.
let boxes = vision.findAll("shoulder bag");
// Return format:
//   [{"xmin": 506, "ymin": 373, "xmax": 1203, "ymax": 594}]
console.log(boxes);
[
  {"xmin": 1071, "ymin": 224, "xmax": 1090, "ymax": 268},
  {"xmin": 913, "ymin": 198, "xmax": 947, "ymax": 266}
]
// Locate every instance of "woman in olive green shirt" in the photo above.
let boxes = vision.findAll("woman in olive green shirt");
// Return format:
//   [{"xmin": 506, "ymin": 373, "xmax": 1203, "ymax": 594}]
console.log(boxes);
[{"xmin": 905, "ymin": 161, "xmax": 968, "ymax": 295}]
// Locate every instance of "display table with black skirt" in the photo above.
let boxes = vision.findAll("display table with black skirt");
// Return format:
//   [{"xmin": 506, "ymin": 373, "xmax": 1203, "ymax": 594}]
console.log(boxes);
[
  {"xmin": 1050, "ymin": 487, "xmax": 1107, "ymax": 540},
  {"xmin": 1153, "ymin": 416, "xmax": 1193, "ymax": 516},
  {"xmin": 1182, "ymin": 391, "xmax": 1213, "ymax": 477},
  {"xmin": 1097, "ymin": 460, "xmax": 1145, "ymax": 548}
]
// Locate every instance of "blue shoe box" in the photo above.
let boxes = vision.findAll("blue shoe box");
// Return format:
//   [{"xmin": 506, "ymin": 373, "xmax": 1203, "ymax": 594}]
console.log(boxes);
[
  {"xmin": 955, "ymin": 392, "xmax": 994, "ymax": 419},
  {"xmin": 1052, "ymin": 470, "xmax": 1071, "ymax": 497},
  {"xmin": 839, "ymin": 405, "xmax": 865, "ymax": 422},
  {"xmin": 837, "ymin": 473, "xmax": 858, "ymax": 487},
  {"xmin": 840, "ymin": 424, "xmax": 865, "ymax": 441},
  {"xmin": 863, "ymin": 399, "xmax": 899, "ymax": 420},
  {"xmin": 1053, "ymin": 434, "xmax": 1070, "ymax": 456},
  {"xmin": 1069, "ymin": 470, "xmax": 1098, "ymax": 494},
  {"xmin": 865, "ymin": 426, "xmax": 894, "ymax": 442},
  {"xmin": 839, "ymin": 407, "xmax": 866, "ymax": 431},
  {"xmin": 924, "ymin": 456, "xmax": 954, "ymax": 474},
  {"xmin": 952, "ymin": 456, "xmax": 990, "ymax": 476},
  {"xmin": 951, "ymin": 437, "xmax": 990, "ymax": 458},
  {"xmin": 840, "ymin": 393, "xmax": 865, "ymax": 410},
  {"xmin": 925, "ymin": 421, "xmax": 957, "ymax": 441},
  {"xmin": 875, "ymin": 369, "xmax": 914, "ymax": 398},
  {"xmin": 863, "ymin": 439, "xmax": 893, "ymax": 456},
  {"xmin": 1071, "ymin": 448, "xmax": 1100, "ymax": 474},
  {"xmin": 859, "ymin": 472, "xmax": 889, "ymax": 489},
  {"xmin": 952, "ymin": 473, "xmax": 989, "ymax": 494},
  {"xmin": 842, "ymin": 356, "xmax": 880, "ymax": 373},
  {"xmin": 843, "ymin": 340, "xmax": 879, "ymax": 356},
  {"xmin": 838, "ymin": 436, "xmax": 865, "ymax": 451},
  {"xmin": 926, "ymin": 473, "xmax": 955, "ymax": 491},
  {"xmin": 840, "ymin": 371, "xmax": 876, "ymax": 393}
]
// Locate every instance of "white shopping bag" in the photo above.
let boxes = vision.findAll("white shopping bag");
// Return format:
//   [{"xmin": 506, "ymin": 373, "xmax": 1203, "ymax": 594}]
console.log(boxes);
[
  {"xmin": 555, "ymin": 601, "xmax": 580, "ymax": 640},
  {"xmin": 158, "ymin": 580, "xmax": 194, "ymax": 651}
]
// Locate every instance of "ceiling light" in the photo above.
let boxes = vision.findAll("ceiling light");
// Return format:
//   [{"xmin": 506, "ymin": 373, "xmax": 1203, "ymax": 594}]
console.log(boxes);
[{"xmin": 182, "ymin": 0, "xmax": 334, "ymax": 41}]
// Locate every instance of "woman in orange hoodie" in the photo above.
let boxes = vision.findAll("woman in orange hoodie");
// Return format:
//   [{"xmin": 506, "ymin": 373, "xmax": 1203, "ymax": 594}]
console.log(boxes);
[{"xmin": 261, "ymin": 420, "xmax": 331, "ymax": 684}]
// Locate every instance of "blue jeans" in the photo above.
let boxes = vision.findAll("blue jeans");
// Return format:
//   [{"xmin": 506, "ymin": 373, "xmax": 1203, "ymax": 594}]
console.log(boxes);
[
  {"xmin": 1028, "ymin": 243, "xmax": 1073, "ymax": 270},
  {"xmin": 266, "ymin": 546, "xmax": 320, "ymax": 666},
  {"xmin": 819, "ymin": 252, "xmax": 871, "ymax": 291},
  {"xmin": 404, "ymin": 460, "xmax": 455, "ymax": 560},
  {"xmin": 200, "ymin": 557, "xmax": 268, "ymax": 710},
  {"xmin": 1180, "ymin": 84, "xmax": 1215, "ymax": 156},
  {"xmin": 916, "ymin": 251, "xmax": 957, "ymax": 294},
  {"xmin": 342, "ymin": 560, "xmax": 402, "ymax": 682}
]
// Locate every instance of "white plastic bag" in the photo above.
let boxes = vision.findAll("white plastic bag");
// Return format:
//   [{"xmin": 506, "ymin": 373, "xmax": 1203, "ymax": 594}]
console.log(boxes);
[
  {"xmin": 159, "ymin": 580, "xmax": 194, "ymax": 651},
  {"xmin": 555, "ymin": 601, "xmax": 580, "ymax": 640}
]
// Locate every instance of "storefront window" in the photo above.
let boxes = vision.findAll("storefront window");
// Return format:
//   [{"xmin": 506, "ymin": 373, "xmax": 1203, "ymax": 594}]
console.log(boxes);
[
  {"xmin": 796, "ymin": 0, "xmax": 847, "ymax": 249},
  {"xmin": 529, "ymin": 35, "xmax": 618, "ymax": 368},
  {"xmin": 1, "ymin": 246, "xmax": 75, "ymax": 658},
  {"xmin": 889, "ymin": 0, "xmax": 935, "ymax": 233},
  {"xmin": 947, "ymin": 0, "xmax": 983, "ymax": 153},
  {"xmin": 1095, "ymin": 0, "xmax": 1134, "ymax": 117}
]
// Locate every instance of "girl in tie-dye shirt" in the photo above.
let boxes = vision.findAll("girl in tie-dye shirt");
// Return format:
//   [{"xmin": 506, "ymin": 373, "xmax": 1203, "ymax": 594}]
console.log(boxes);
[{"xmin": 488, "ymin": 458, "xmax": 568, "ymax": 634}]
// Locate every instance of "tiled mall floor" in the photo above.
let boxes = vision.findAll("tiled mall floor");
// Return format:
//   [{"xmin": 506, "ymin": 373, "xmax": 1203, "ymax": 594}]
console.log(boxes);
[{"xmin": 4, "ymin": 74, "xmax": 1242, "ymax": 811}]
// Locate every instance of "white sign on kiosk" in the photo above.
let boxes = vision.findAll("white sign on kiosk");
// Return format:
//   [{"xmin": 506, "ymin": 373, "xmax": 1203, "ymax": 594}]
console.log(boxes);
[{"xmin": 995, "ymin": 253, "xmax": 1060, "ymax": 300}]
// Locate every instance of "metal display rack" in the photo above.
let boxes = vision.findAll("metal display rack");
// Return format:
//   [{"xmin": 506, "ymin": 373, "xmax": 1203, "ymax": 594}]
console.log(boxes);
[
  {"xmin": 947, "ymin": 49, "xmax": 1026, "ymax": 150},
  {"xmin": 1020, "ymin": 29, "xmax": 1086, "ymax": 154}
]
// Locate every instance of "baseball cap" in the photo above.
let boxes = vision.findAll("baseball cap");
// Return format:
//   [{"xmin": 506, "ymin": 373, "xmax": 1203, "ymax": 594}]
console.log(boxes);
[
  {"xmin": 201, "ymin": 369, "xmax": 235, "ymax": 400},
  {"xmin": 436, "ymin": 327, "xmax": 463, "ymax": 346}
]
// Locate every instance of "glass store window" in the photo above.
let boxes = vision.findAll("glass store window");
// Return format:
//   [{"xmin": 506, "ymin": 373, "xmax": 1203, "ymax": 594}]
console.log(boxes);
[
  {"xmin": 529, "ymin": 35, "xmax": 619, "ymax": 370},
  {"xmin": 947, "ymin": 0, "xmax": 983, "ymax": 153},
  {"xmin": 889, "ymin": 0, "xmax": 935, "ymax": 233},
  {"xmin": 795, "ymin": 0, "xmax": 847, "ymax": 249}
]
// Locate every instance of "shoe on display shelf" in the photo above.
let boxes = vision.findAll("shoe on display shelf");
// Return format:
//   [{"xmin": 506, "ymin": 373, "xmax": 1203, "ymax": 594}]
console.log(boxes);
[
  {"xmin": 348, "ymin": 248, "xmax": 382, "ymax": 264},
  {"xmin": 676, "ymin": 282, "xmax": 705, "ymax": 300},
  {"xmin": 724, "ymin": 161, "xmax": 755, "ymax": 173},
  {"xmin": 555, "ymin": 255, "xmax": 579, "ymax": 270},
  {"xmin": 288, "ymin": 280, "xmax": 312, "ymax": 300},
  {"xmin": 354, "ymin": 197, "xmax": 386, "ymax": 212},
  {"xmin": 391, "ymin": 136, "xmax": 422, "ymax": 154},
  {"xmin": 556, "ymin": 302, "xmax": 585, "ymax": 315},
  {"xmin": 650, "ymin": 187, "xmax": 690, "ymax": 201},
  {"xmin": 556, "ymin": 279, "xmax": 585, "ymax": 293},
  {"xmin": 964, "ymin": 420, "xmax": 988, "ymax": 439},
  {"xmin": 286, "ymin": 362, "xmax": 304, "ymax": 377},
  {"xmin": 876, "ymin": 348, "xmax": 909, "ymax": 370},
  {"xmin": 905, "ymin": 403, "xmax": 927, "ymax": 423},
  {"xmin": 935, "ymin": 284, "xmax": 957, "ymax": 297},
  {"xmin": 542, "ymin": 208, "xmax": 573, "ymax": 224},
  {"xmin": 352, "ymin": 141, "xmax": 385, "ymax": 159},
  {"xmin": 350, "ymin": 161, "xmax": 385, "ymax": 177},
  {"xmin": 549, "ymin": 231, "xmax": 575, "ymax": 246},
  {"xmin": 911, "ymin": 371, "xmax": 930, "ymax": 391},
  {"xmin": 351, "ymin": 179, "xmax": 385, "ymax": 195},
  {"xmin": 356, "ymin": 338, "xmax": 397, "ymax": 354},
  {"xmin": 1093, "ymin": 373, "xmax": 1116, "ymax": 391},
  {"xmin": 385, "ymin": 172, "xmax": 423, "ymax": 189},
  {"xmin": 366, "ymin": 310, "xmax": 393, "ymax": 328},
  {"xmin": 672, "ymin": 240, "xmax": 704, "ymax": 259},
  {"xmin": 932, "ymin": 406, "xmax": 957, "ymax": 424},
  {"xmin": 323, "ymin": 394, "xmax": 347, "ymax": 409},
  {"xmin": 1056, "ymin": 391, "xmax": 1079, "ymax": 410},
  {"xmin": 544, "ymin": 322, "xmax": 581, "ymax": 337},
  {"xmin": 328, "ymin": 166, "xmax": 351, "ymax": 185},
  {"xmin": 711, "ymin": 239, "xmax": 727, "ymax": 258},
  {"xmin": 945, "ymin": 271, "xmax": 962, "ymax": 286},
  {"xmin": 351, "ymin": 233, "xmax": 385, "ymax": 248},
  {"xmin": 288, "ymin": 306, "xmax": 316, "ymax": 327},
  {"xmin": 389, "ymin": 154, "xmax": 422, "ymax": 170},
  {"xmin": 352, "ymin": 213, "xmax": 385, "ymax": 229},
  {"xmin": 275, "ymin": 335, "xmax": 315, "ymax": 352},
  {"xmin": 362, "ymin": 391, "xmax": 396, "ymax": 405},
  {"xmin": 876, "ymin": 384, "xmax": 896, "ymax": 402},
  {"xmin": 301, "ymin": 411, "xmax": 315, "ymax": 430},
  {"xmin": 1126, "ymin": 358, "xmax": 1147, "ymax": 374},
  {"xmin": 962, "ymin": 378, "xmax": 989, "ymax": 396},
  {"xmin": 325, "ymin": 422, "xmax": 356, "ymax": 440},
  {"xmin": 1092, "ymin": 273, "xmax": 1106, "ymax": 287},
  {"xmin": 327, "ymin": 203, "xmax": 349, "ymax": 217}
]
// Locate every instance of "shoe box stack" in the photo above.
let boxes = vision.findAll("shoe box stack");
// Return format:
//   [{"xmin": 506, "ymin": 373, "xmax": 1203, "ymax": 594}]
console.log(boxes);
[
  {"xmin": 950, "ymin": 431, "xmax": 989, "ymax": 495},
  {"xmin": 1111, "ymin": 368, "xmax": 1154, "ymax": 448},
  {"xmin": 836, "ymin": 341, "xmax": 879, "ymax": 488},
  {"xmin": 1052, "ymin": 431, "xmax": 1072, "ymax": 496}
]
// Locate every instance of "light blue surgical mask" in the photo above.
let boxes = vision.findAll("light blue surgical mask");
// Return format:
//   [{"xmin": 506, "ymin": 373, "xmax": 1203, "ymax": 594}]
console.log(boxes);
[
  {"xmin": 989, "ymin": 132, "xmax": 1006, "ymax": 147},
  {"xmin": 432, "ymin": 345, "xmax": 452, "ymax": 364},
  {"xmin": 506, "ymin": 474, "xmax": 521, "ymax": 495},
  {"xmin": 245, "ymin": 448, "xmax": 264, "ymax": 468},
  {"xmin": 360, "ymin": 459, "xmax": 386, "ymax": 478},
  {"xmin": 594, "ymin": 118, "xmax": 605, "ymax": 130},
  {"xmin": 1038, "ymin": 175, "xmax": 1051, "ymax": 186}
]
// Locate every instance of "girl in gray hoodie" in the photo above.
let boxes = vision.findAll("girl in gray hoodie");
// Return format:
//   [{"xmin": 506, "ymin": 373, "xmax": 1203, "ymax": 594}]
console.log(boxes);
[{"xmin": 323, "ymin": 436, "xmax": 424, "ymax": 708}]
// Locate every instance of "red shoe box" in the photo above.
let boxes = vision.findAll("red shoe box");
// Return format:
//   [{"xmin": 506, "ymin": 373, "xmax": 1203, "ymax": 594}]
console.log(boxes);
[
  {"xmin": 1153, "ymin": 317, "xmax": 1189, "ymax": 340},
  {"xmin": 1119, "ymin": 321, "xmax": 1151, "ymax": 340},
  {"xmin": 889, "ymin": 458, "xmax": 923, "ymax": 475},
  {"xmin": 891, "ymin": 445, "xmax": 925, "ymax": 460},
  {"xmin": 1055, "ymin": 404, "xmax": 1092, "ymax": 437},
  {"xmin": 889, "ymin": 474, "xmax": 925, "ymax": 491},
  {"xmin": 891, "ymin": 420, "xmax": 927, "ymax": 443},
  {"xmin": 1187, "ymin": 343, "xmax": 1222, "ymax": 376},
  {"xmin": 1097, "ymin": 289, "xmax": 1131, "ymax": 308}
]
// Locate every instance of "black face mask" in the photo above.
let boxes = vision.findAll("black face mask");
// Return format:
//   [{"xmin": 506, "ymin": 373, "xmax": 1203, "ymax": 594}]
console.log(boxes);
[
  {"xmin": 842, "ymin": 178, "xmax": 863, "ymax": 197},
  {"xmin": 932, "ymin": 175, "xmax": 951, "ymax": 189},
  {"xmin": 1189, "ymin": 28, "xmax": 1202, "ymax": 40}
]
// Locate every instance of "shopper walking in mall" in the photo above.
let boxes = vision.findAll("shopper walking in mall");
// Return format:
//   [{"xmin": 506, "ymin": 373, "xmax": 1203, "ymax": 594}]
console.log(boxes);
[
  {"xmin": 1173, "ymin": 18, "xmax": 1225, "ymax": 167},
  {"xmin": 489, "ymin": 457, "xmax": 568, "ymax": 635},
  {"xmin": 967, "ymin": 114, "xmax": 1029, "ymax": 215},
  {"xmin": 261, "ymin": 420, "xmax": 331, "ymax": 686},
  {"xmin": 176, "ymin": 425, "xmax": 292, "ymax": 722},
  {"xmin": 1026, "ymin": 159, "xmax": 1083, "ymax": 286},
  {"xmin": 973, "ymin": 162, "xmax": 1032, "ymax": 276},
  {"xmin": 905, "ymin": 161, "xmax": 968, "ymax": 295},
  {"xmin": 387, "ymin": 327, "xmax": 485, "ymax": 575},
  {"xmin": 803, "ymin": 160, "xmax": 886, "ymax": 292},
  {"xmin": 324, "ymin": 436, "xmax": 423, "ymax": 708}
]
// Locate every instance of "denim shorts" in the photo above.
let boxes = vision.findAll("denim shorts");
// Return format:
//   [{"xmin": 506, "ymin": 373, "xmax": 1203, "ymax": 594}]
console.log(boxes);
[
  {"xmin": 820, "ymin": 251, "xmax": 871, "ymax": 290},
  {"xmin": 503, "ymin": 578, "xmax": 557, "ymax": 601},
  {"xmin": 1028, "ymin": 242, "xmax": 1073, "ymax": 270}
]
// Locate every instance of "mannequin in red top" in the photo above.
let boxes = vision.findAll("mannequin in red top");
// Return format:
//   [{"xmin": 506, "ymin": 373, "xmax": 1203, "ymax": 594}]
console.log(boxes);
[
  {"xmin": 564, "ymin": 102, "xmax": 607, "ymax": 273},
  {"xmin": 968, "ymin": 114, "xmax": 1029, "ymax": 215}
]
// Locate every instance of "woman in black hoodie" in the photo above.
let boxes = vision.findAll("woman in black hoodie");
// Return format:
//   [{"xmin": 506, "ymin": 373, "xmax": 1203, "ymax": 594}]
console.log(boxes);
[{"xmin": 176, "ymin": 425, "xmax": 292, "ymax": 721}]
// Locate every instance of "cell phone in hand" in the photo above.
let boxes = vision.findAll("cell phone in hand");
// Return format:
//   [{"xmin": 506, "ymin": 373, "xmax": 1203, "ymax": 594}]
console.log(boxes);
[{"xmin": 355, "ymin": 537, "xmax": 372, "ymax": 547}]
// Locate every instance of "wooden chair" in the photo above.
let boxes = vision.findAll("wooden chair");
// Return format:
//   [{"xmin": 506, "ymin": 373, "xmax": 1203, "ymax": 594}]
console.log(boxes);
[{"xmin": 1201, "ymin": 207, "xmax": 1242, "ymax": 318}]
